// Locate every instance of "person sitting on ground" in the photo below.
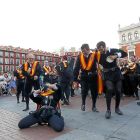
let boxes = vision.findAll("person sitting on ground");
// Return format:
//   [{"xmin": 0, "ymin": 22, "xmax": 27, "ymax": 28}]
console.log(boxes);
[{"xmin": 18, "ymin": 83, "xmax": 64, "ymax": 132}]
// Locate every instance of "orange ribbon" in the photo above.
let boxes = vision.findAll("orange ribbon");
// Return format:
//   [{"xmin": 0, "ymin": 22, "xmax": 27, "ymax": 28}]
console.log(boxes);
[
  {"xmin": 37, "ymin": 90, "xmax": 60, "ymax": 109},
  {"xmin": 96, "ymin": 51, "xmax": 103, "ymax": 94},
  {"xmin": 17, "ymin": 70, "xmax": 25, "ymax": 79},
  {"xmin": 79, "ymin": 52, "xmax": 96, "ymax": 70},
  {"xmin": 24, "ymin": 61, "xmax": 38, "ymax": 77}
]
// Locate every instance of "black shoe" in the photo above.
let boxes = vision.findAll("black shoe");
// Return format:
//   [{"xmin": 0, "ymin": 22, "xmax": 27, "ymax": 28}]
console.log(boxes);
[
  {"xmin": 121, "ymin": 96, "xmax": 124, "ymax": 100},
  {"xmin": 81, "ymin": 105, "xmax": 85, "ymax": 111},
  {"xmin": 22, "ymin": 100, "xmax": 26, "ymax": 102},
  {"xmin": 64, "ymin": 100, "xmax": 69, "ymax": 105},
  {"xmin": 105, "ymin": 110, "xmax": 111, "ymax": 118},
  {"xmin": 17, "ymin": 101, "xmax": 20, "ymax": 103},
  {"xmin": 23, "ymin": 107, "xmax": 29, "ymax": 111},
  {"xmin": 92, "ymin": 107, "xmax": 99, "ymax": 112},
  {"xmin": 71, "ymin": 95, "xmax": 75, "ymax": 97},
  {"xmin": 135, "ymin": 96, "xmax": 139, "ymax": 100},
  {"xmin": 115, "ymin": 108, "xmax": 123, "ymax": 115},
  {"xmin": 137, "ymin": 102, "xmax": 140, "ymax": 106}
]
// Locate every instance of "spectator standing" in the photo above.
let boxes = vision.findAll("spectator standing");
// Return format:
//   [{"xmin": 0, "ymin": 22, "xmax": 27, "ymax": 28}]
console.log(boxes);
[{"xmin": 10, "ymin": 72, "xmax": 16, "ymax": 96}]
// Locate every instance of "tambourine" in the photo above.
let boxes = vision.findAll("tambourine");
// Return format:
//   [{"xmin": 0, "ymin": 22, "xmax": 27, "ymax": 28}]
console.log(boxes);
[
  {"xmin": 49, "ymin": 71, "xmax": 53, "ymax": 75},
  {"xmin": 106, "ymin": 56, "xmax": 114, "ymax": 63},
  {"xmin": 72, "ymin": 83, "xmax": 77, "ymax": 89}
]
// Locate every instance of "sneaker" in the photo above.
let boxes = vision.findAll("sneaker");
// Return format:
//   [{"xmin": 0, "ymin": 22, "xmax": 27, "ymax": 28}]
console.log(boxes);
[{"xmin": 12, "ymin": 94, "xmax": 16, "ymax": 97}]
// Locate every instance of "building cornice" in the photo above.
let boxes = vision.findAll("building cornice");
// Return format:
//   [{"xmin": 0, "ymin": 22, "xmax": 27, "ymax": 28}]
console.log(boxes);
[{"xmin": 118, "ymin": 22, "xmax": 140, "ymax": 32}]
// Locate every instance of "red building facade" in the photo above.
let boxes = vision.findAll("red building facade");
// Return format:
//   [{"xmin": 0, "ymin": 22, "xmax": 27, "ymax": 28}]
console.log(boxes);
[{"xmin": 0, "ymin": 46, "xmax": 60, "ymax": 72}]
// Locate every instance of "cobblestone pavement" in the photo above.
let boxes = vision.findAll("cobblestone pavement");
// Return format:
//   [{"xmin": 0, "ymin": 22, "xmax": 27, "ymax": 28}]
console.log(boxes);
[{"xmin": 0, "ymin": 90, "xmax": 140, "ymax": 140}]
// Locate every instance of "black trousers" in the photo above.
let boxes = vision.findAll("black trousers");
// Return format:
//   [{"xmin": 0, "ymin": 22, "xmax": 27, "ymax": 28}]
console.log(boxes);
[
  {"xmin": 70, "ymin": 82, "xmax": 75, "ymax": 96},
  {"xmin": 60, "ymin": 82, "xmax": 70, "ymax": 101},
  {"xmin": 18, "ymin": 114, "xmax": 64, "ymax": 132},
  {"xmin": 105, "ymin": 80, "xmax": 122, "ymax": 111},
  {"xmin": 128, "ymin": 74, "xmax": 140, "ymax": 97},
  {"xmin": 81, "ymin": 75, "xmax": 98, "ymax": 108},
  {"xmin": 122, "ymin": 74, "xmax": 133, "ymax": 96},
  {"xmin": 17, "ymin": 83, "xmax": 25, "ymax": 96},
  {"xmin": 24, "ymin": 79, "xmax": 40, "ymax": 97}
]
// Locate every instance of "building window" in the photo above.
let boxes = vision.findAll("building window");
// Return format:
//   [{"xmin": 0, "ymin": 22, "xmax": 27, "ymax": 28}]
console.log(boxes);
[
  {"xmin": 22, "ymin": 54, "xmax": 25, "ymax": 59},
  {"xmin": 46, "ymin": 57, "xmax": 48, "ymax": 60},
  {"xmin": 16, "ymin": 53, "xmax": 20, "ymax": 58},
  {"xmin": 10, "ymin": 66, "xmax": 14, "ymax": 72},
  {"xmin": 5, "ymin": 66, "xmax": 9, "ymax": 72},
  {"xmin": 5, "ymin": 58, "xmax": 9, "ymax": 64},
  {"xmin": 50, "ymin": 57, "xmax": 52, "ymax": 61},
  {"xmin": 128, "ymin": 33, "xmax": 132, "ymax": 40},
  {"xmin": 42, "ymin": 61, "xmax": 44, "ymax": 66},
  {"xmin": 0, "ymin": 58, "xmax": 3, "ymax": 64},
  {"xmin": 37, "ymin": 56, "xmax": 40, "ymax": 60},
  {"xmin": 129, "ymin": 51, "xmax": 134, "ymax": 58},
  {"xmin": 10, "ymin": 59, "xmax": 14, "ymax": 64},
  {"xmin": 0, "ymin": 65, "xmax": 3, "ymax": 71},
  {"xmin": 0, "ymin": 51, "xmax": 3, "ymax": 56},
  {"xmin": 50, "ymin": 62, "xmax": 52, "ymax": 67},
  {"xmin": 122, "ymin": 34, "xmax": 125, "ymax": 41},
  {"xmin": 22, "ymin": 60, "xmax": 25, "ymax": 64},
  {"xmin": 5, "ymin": 52, "xmax": 9, "ymax": 57},
  {"xmin": 16, "ymin": 59, "xmax": 20, "ymax": 65},
  {"xmin": 42, "ymin": 56, "xmax": 44, "ymax": 60},
  {"xmin": 10, "ymin": 52, "xmax": 14, "ymax": 57},
  {"xmin": 134, "ymin": 31, "xmax": 138, "ymax": 39}
]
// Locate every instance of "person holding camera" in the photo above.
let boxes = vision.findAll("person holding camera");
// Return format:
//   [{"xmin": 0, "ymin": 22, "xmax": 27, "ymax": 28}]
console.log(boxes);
[{"xmin": 18, "ymin": 83, "xmax": 64, "ymax": 132}]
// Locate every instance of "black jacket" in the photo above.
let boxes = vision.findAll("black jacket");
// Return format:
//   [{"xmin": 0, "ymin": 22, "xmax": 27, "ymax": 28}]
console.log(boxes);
[
  {"xmin": 99, "ymin": 48, "xmax": 127, "ymax": 69},
  {"xmin": 56, "ymin": 58, "xmax": 74, "ymax": 83},
  {"xmin": 73, "ymin": 52, "xmax": 97, "ymax": 82},
  {"xmin": 41, "ymin": 67, "xmax": 51, "ymax": 83},
  {"xmin": 21, "ymin": 62, "xmax": 41, "ymax": 79},
  {"xmin": 13, "ymin": 70, "xmax": 25, "ymax": 85},
  {"xmin": 29, "ymin": 85, "xmax": 61, "ymax": 108}
]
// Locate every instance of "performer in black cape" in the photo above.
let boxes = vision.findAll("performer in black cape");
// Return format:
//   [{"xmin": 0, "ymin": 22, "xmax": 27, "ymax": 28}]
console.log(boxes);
[
  {"xmin": 18, "ymin": 83, "xmax": 64, "ymax": 132},
  {"xmin": 96, "ymin": 41, "xmax": 127, "ymax": 118}
]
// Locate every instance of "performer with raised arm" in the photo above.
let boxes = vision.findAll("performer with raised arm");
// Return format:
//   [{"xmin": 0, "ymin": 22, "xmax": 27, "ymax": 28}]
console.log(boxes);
[
  {"xmin": 73, "ymin": 44, "xmax": 101, "ymax": 112},
  {"xmin": 22, "ymin": 53, "xmax": 41, "ymax": 111},
  {"xmin": 96, "ymin": 41, "xmax": 127, "ymax": 118}
]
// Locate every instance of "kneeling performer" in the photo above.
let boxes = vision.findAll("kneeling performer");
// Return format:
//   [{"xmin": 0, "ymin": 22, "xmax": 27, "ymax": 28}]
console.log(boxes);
[{"xmin": 18, "ymin": 83, "xmax": 64, "ymax": 132}]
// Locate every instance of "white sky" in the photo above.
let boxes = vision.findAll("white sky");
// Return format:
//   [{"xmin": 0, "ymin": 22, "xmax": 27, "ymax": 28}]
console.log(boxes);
[{"xmin": 0, "ymin": 0, "xmax": 140, "ymax": 52}]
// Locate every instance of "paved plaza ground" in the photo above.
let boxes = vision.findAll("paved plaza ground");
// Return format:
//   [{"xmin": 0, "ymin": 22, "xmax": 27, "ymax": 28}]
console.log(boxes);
[{"xmin": 0, "ymin": 90, "xmax": 140, "ymax": 140}]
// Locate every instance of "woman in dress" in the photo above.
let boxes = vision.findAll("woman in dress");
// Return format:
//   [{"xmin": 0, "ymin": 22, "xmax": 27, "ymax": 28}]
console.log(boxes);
[{"xmin": 10, "ymin": 72, "xmax": 16, "ymax": 96}]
